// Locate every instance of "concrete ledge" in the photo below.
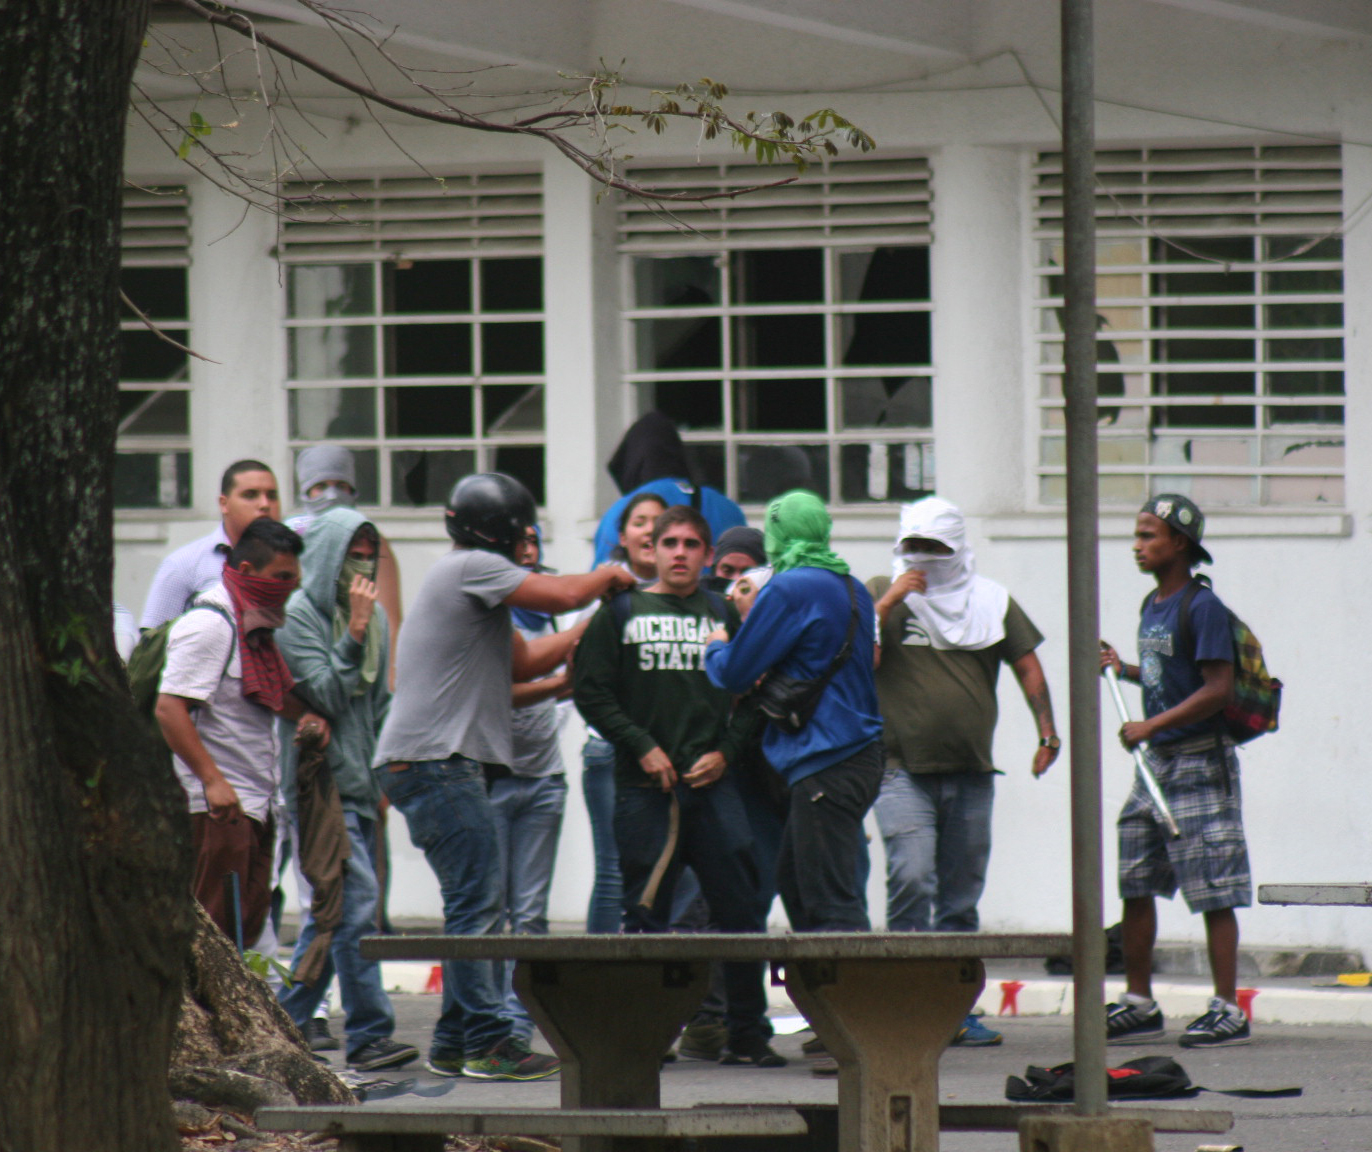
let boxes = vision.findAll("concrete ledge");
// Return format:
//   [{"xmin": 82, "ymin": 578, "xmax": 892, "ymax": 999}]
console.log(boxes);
[{"xmin": 258, "ymin": 1105, "xmax": 809, "ymax": 1138}]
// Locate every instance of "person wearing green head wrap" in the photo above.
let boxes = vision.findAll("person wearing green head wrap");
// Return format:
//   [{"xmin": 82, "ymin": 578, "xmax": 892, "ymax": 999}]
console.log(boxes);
[
  {"xmin": 706, "ymin": 490, "xmax": 883, "ymax": 932},
  {"xmin": 763, "ymin": 490, "xmax": 850, "ymax": 577}
]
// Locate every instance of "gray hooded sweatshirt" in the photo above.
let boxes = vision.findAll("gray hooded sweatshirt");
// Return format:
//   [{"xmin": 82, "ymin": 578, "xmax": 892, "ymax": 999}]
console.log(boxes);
[{"xmin": 277, "ymin": 506, "xmax": 390, "ymax": 819}]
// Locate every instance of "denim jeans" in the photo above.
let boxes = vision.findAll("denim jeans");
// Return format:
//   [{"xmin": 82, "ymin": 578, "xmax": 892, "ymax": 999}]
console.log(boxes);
[
  {"xmin": 776, "ymin": 741, "xmax": 883, "ymax": 932},
  {"xmin": 489, "ymin": 772, "xmax": 567, "ymax": 1041},
  {"xmin": 581, "ymin": 738, "xmax": 623, "ymax": 933},
  {"xmin": 278, "ymin": 812, "xmax": 395, "ymax": 1059},
  {"xmin": 614, "ymin": 777, "xmax": 772, "ymax": 1050},
  {"xmin": 381, "ymin": 756, "xmax": 509, "ymax": 1056},
  {"xmin": 873, "ymin": 768, "xmax": 994, "ymax": 932}
]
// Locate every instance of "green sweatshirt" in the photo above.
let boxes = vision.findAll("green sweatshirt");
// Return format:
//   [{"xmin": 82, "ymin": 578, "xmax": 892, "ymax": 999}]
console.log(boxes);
[{"xmin": 573, "ymin": 586, "xmax": 752, "ymax": 789}]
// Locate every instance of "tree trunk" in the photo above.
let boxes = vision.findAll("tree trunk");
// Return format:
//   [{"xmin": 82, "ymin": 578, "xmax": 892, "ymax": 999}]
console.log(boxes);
[
  {"xmin": 171, "ymin": 905, "xmax": 355, "ymax": 1113},
  {"xmin": 0, "ymin": 3, "xmax": 194, "ymax": 1150}
]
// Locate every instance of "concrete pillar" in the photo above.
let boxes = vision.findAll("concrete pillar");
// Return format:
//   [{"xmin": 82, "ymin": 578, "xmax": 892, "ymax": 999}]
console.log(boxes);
[
  {"xmin": 185, "ymin": 175, "xmax": 285, "ymax": 513},
  {"xmin": 541, "ymin": 158, "xmax": 624, "ymax": 569},
  {"xmin": 1339, "ymin": 144, "xmax": 1372, "ymax": 525},
  {"xmin": 929, "ymin": 145, "xmax": 1025, "ymax": 516},
  {"xmin": 1019, "ymin": 1114, "xmax": 1153, "ymax": 1152}
]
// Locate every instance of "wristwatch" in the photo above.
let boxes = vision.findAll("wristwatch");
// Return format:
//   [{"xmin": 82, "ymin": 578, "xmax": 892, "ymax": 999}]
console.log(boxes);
[{"xmin": 1039, "ymin": 735, "xmax": 1061, "ymax": 750}]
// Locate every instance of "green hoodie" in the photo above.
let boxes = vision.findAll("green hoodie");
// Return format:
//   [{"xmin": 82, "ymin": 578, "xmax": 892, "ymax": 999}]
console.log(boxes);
[
  {"xmin": 277, "ymin": 507, "xmax": 390, "ymax": 818},
  {"xmin": 573, "ymin": 586, "xmax": 752, "ymax": 788}
]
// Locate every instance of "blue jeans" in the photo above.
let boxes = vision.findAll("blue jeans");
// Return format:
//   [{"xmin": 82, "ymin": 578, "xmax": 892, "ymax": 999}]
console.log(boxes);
[
  {"xmin": 873, "ymin": 768, "xmax": 994, "ymax": 932},
  {"xmin": 581, "ymin": 738, "xmax": 622, "ymax": 933},
  {"xmin": 278, "ymin": 811, "xmax": 394, "ymax": 1059},
  {"xmin": 380, "ymin": 757, "xmax": 509, "ymax": 1056},
  {"xmin": 489, "ymin": 773, "xmax": 567, "ymax": 1041}
]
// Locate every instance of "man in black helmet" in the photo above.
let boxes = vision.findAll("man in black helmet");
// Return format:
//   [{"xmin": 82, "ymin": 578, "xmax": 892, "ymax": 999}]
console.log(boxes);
[{"xmin": 373, "ymin": 473, "xmax": 635, "ymax": 1081}]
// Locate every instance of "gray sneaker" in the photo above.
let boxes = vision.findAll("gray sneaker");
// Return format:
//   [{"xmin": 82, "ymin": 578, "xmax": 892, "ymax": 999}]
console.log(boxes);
[
  {"xmin": 1180, "ymin": 998, "xmax": 1251, "ymax": 1048},
  {"xmin": 347, "ymin": 1037, "xmax": 419, "ymax": 1071}
]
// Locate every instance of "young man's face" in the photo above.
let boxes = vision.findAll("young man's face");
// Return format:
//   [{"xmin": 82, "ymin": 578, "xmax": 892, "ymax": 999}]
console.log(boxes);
[
  {"xmin": 713, "ymin": 551, "xmax": 757, "ymax": 582},
  {"xmin": 515, "ymin": 527, "xmax": 540, "ymax": 570},
  {"xmin": 240, "ymin": 550, "xmax": 301, "ymax": 590},
  {"xmin": 220, "ymin": 470, "xmax": 281, "ymax": 543},
  {"xmin": 653, "ymin": 522, "xmax": 712, "ymax": 594},
  {"xmin": 1132, "ymin": 512, "xmax": 1190, "ymax": 573}
]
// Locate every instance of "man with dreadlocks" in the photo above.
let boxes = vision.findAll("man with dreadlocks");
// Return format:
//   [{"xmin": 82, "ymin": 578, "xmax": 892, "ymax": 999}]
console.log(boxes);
[{"xmin": 704, "ymin": 490, "xmax": 883, "ymax": 932}]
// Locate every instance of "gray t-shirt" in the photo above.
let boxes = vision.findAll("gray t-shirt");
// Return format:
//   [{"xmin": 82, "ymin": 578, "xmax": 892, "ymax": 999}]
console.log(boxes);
[{"xmin": 373, "ymin": 548, "xmax": 528, "ymax": 768}]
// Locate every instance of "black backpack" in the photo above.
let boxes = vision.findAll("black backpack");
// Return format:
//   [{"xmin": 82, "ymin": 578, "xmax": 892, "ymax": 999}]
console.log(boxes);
[{"xmin": 1006, "ymin": 1056, "xmax": 1301, "ymax": 1102}]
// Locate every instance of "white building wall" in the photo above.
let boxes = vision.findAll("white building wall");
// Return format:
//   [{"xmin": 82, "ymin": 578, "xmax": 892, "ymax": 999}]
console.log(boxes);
[{"xmin": 116, "ymin": 22, "xmax": 1372, "ymax": 959}]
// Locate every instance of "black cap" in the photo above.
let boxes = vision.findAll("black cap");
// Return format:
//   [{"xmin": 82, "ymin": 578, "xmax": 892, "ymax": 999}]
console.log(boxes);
[{"xmin": 1140, "ymin": 493, "xmax": 1212, "ymax": 564}]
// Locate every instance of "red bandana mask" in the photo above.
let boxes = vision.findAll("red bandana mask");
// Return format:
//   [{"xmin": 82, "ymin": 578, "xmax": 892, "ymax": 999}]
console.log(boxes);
[{"xmin": 222, "ymin": 562, "xmax": 297, "ymax": 711}]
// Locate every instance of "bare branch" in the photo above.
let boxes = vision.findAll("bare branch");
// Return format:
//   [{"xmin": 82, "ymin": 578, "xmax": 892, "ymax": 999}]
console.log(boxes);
[
  {"xmin": 119, "ymin": 291, "xmax": 220, "ymax": 365},
  {"xmin": 153, "ymin": 0, "xmax": 875, "ymax": 205}
]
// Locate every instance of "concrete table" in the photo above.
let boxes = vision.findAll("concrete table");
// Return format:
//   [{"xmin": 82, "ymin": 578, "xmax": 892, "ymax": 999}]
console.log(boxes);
[{"xmin": 362, "ymin": 932, "xmax": 1072, "ymax": 1152}]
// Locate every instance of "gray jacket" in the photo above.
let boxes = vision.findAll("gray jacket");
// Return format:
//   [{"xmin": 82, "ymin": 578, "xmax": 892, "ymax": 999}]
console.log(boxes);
[{"xmin": 277, "ymin": 507, "xmax": 390, "ymax": 819}]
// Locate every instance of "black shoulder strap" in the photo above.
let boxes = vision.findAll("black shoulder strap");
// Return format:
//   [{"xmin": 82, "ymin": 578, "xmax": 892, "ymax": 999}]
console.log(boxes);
[
  {"xmin": 812, "ymin": 575, "xmax": 861, "ymax": 692},
  {"xmin": 1175, "ymin": 577, "xmax": 1206, "ymax": 663}
]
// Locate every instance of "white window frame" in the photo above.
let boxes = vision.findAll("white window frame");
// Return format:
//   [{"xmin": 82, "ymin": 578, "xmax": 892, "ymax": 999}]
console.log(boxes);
[
  {"xmin": 117, "ymin": 185, "xmax": 192, "ymax": 510},
  {"xmin": 1031, "ymin": 144, "xmax": 1345, "ymax": 509},
  {"xmin": 278, "ymin": 172, "xmax": 546, "ymax": 509},
  {"xmin": 618, "ymin": 157, "xmax": 936, "ymax": 508}
]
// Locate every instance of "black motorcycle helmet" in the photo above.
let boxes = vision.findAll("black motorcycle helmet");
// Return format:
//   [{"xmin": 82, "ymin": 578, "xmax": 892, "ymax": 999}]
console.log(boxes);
[{"xmin": 444, "ymin": 472, "xmax": 536, "ymax": 559}]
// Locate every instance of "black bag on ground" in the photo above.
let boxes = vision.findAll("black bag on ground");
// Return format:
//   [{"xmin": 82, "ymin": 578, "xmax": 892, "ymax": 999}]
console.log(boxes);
[
  {"xmin": 1006, "ymin": 1056, "xmax": 1302, "ymax": 1103},
  {"xmin": 1043, "ymin": 921, "xmax": 1125, "ymax": 976}
]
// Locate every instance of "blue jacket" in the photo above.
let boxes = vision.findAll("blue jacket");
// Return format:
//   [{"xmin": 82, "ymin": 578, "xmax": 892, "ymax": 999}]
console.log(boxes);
[{"xmin": 705, "ymin": 567, "xmax": 881, "ymax": 785}]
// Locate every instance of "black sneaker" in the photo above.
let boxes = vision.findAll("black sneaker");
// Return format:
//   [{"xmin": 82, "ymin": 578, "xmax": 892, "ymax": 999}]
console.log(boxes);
[
  {"xmin": 801, "ymin": 1035, "xmax": 828, "ymax": 1058},
  {"xmin": 1105, "ymin": 998, "xmax": 1165, "ymax": 1045},
  {"xmin": 1180, "ymin": 998, "xmax": 1251, "ymax": 1048},
  {"xmin": 720, "ymin": 1043, "xmax": 788, "ymax": 1068},
  {"xmin": 347, "ymin": 1037, "xmax": 419, "ymax": 1071},
  {"xmin": 463, "ymin": 1035, "xmax": 561, "ymax": 1081},
  {"xmin": 678, "ymin": 1018, "xmax": 728, "ymax": 1061},
  {"xmin": 307, "ymin": 1017, "xmax": 340, "ymax": 1052}
]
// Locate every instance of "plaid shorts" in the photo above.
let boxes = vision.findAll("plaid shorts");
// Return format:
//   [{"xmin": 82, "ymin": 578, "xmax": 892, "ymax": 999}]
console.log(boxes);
[{"xmin": 1117, "ymin": 735, "xmax": 1251, "ymax": 913}]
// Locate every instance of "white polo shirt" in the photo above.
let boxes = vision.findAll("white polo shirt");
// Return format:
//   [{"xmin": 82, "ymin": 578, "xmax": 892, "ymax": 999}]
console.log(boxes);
[{"xmin": 159, "ymin": 583, "xmax": 279, "ymax": 822}]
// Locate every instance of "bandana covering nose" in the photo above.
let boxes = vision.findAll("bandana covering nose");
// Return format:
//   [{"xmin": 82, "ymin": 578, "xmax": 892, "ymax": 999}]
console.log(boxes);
[
  {"xmin": 764, "ymin": 490, "xmax": 850, "ymax": 575},
  {"xmin": 303, "ymin": 484, "xmax": 357, "ymax": 518},
  {"xmin": 891, "ymin": 497, "xmax": 1007, "ymax": 651},
  {"xmin": 222, "ymin": 562, "xmax": 296, "ymax": 711}
]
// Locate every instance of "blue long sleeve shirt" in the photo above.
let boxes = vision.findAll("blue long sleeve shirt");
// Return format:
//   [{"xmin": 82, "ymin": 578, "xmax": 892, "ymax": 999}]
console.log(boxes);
[{"xmin": 704, "ymin": 567, "xmax": 881, "ymax": 785}]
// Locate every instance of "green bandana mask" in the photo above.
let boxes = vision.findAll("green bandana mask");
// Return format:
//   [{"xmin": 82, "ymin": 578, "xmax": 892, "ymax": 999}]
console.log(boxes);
[
  {"xmin": 334, "ymin": 556, "xmax": 382, "ymax": 693},
  {"xmin": 764, "ymin": 490, "xmax": 850, "ymax": 576}
]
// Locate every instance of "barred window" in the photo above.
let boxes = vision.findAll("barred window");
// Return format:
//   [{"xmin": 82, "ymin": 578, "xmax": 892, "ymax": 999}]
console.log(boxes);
[
  {"xmin": 118, "ymin": 186, "xmax": 192, "ymax": 509},
  {"xmin": 1034, "ymin": 145, "xmax": 1345, "ymax": 507},
  {"xmin": 620, "ymin": 158, "xmax": 934, "ymax": 505},
  {"xmin": 280, "ymin": 173, "xmax": 545, "ymax": 506}
]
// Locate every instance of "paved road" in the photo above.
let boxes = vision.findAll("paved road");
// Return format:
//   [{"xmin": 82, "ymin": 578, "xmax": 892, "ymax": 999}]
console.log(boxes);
[{"xmin": 309, "ymin": 987, "xmax": 1372, "ymax": 1150}]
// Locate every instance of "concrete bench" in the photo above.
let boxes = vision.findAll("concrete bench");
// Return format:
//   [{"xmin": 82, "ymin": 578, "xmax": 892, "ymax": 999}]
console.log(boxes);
[
  {"xmin": 359, "ymin": 931, "xmax": 1073, "ymax": 1152},
  {"xmin": 1259, "ymin": 883, "xmax": 1372, "ymax": 907},
  {"xmin": 256, "ymin": 1103, "xmax": 810, "ymax": 1150},
  {"xmin": 256, "ymin": 1100, "xmax": 1235, "ymax": 1151}
]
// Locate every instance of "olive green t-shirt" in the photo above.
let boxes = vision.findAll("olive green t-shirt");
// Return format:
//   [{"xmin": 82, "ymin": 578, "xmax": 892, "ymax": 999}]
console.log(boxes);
[{"xmin": 867, "ymin": 576, "xmax": 1043, "ymax": 775}]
